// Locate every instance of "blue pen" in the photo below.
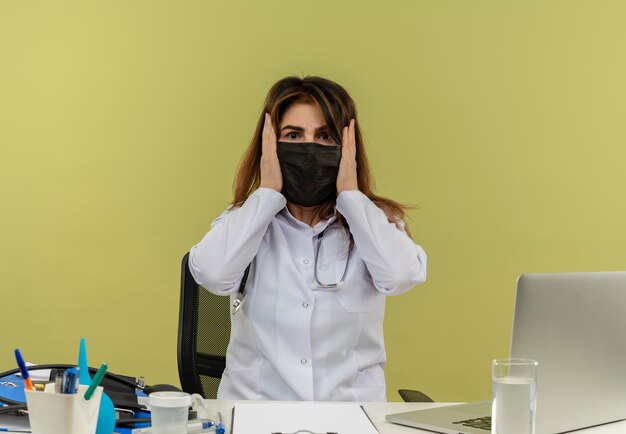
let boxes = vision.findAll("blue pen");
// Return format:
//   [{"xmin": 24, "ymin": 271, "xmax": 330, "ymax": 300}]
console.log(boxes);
[
  {"xmin": 62, "ymin": 367, "xmax": 79, "ymax": 394},
  {"xmin": 0, "ymin": 429, "xmax": 31, "ymax": 432},
  {"xmin": 215, "ymin": 411, "xmax": 225, "ymax": 434},
  {"xmin": 14, "ymin": 349, "xmax": 33, "ymax": 391}
]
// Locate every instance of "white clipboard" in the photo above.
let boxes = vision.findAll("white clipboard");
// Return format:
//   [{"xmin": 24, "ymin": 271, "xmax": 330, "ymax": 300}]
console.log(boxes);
[{"xmin": 232, "ymin": 401, "xmax": 379, "ymax": 434}]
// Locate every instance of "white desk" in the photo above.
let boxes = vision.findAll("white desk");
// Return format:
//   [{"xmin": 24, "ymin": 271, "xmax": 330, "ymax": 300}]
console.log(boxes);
[
  {"xmin": 204, "ymin": 399, "xmax": 626, "ymax": 434},
  {"xmin": 3, "ymin": 400, "xmax": 625, "ymax": 433}
]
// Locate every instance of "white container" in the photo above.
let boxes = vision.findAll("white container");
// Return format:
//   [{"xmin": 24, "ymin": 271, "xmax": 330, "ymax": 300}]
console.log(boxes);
[
  {"xmin": 25, "ymin": 383, "xmax": 103, "ymax": 434},
  {"xmin": 149, "ymin": 391, "xmax": 191, "ymax": 434}
]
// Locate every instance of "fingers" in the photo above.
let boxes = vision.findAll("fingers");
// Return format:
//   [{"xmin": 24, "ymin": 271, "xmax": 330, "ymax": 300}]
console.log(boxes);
[
  {"xmin": 260, "ymin": 113, "xmax": 283, "ymax": 192},
  {"xmin": 337, "ymin": 118, "xmax": 359, "ymax": 193},
  {"xmin": 341, "ymin": 118, "xmax": 356, "ymax": 159},
  {"xmin": 263, "ymin": 113, "xmax": 277, "ymax": 151}
]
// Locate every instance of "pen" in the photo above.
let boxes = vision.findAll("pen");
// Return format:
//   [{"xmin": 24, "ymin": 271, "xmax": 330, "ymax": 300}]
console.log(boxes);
[
  {"xmin": 84, "ymin": 362, "xmax": 108, "ymax": 401},
  {"xmin": 0, "ymin": 429, "xmax": 31, "ymax": 432},
  {"xmin": 130, "ymin": 419, "xmax": 215, "ymax": 433},
  {"xmin": 62, "ymin": 367, "xmax": 80, "ymax": 394},
  {"xmin": 54, "ymin": 370, "xmax": 64, "ymax": 393},
  {"xmin": 14, "ymin": 349, "xmax": 33, "ymax": 391},
  {"xmin": 215, "ymin": 411, "xmax": 225, "ymax": 434}
]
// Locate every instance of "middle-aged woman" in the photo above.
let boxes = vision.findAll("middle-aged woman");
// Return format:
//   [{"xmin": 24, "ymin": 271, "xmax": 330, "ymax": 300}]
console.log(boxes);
[{"xmin": 189, "ymin": 76, "xmax": 427, "ymax": 402}]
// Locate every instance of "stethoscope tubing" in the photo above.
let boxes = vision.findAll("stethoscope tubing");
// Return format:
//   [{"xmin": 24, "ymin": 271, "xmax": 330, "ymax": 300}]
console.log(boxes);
[
  {"xmin": 232, "ymin": 223, "xmax": 352, "ymax": 314},
  {"xmin": 0, "ymin": 364, "xmax": 143, "ymax": 407}
]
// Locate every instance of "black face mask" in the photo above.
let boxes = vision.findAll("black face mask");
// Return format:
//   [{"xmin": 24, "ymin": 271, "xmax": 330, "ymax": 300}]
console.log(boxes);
[{"xmin": 276, "ymin": 142, "xmax": 341, "ymax": 207}]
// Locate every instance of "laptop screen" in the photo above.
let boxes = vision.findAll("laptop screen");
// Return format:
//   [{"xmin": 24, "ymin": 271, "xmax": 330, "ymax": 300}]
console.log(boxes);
[{"xmin": 510, "ymin": 272, "xmax": 626, "ymax": 433}]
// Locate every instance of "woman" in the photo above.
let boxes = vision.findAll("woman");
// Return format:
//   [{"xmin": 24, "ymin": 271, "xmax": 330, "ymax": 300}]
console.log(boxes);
[{"xmin": 189, "ymin": 76, "xmax": 427, "ymax": 402}]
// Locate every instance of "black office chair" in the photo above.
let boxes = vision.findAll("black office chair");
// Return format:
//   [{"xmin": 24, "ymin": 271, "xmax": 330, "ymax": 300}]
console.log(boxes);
[
  {"xmin": 398, "ymin": 389, "xmax": 434, "ymax": 402},
  {"xmin": 177, "ymin": 252, "xmax": 231, "ymax": 398}
]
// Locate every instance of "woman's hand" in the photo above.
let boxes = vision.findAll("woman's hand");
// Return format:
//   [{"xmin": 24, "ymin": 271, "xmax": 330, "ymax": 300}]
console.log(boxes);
[
  {"xmin": 259, "ymin": 113, "xmax": 283, "ymax": 192},
  {"xmin": 336, "ymin": 118, "xmax": 359, "ymax": 193}
]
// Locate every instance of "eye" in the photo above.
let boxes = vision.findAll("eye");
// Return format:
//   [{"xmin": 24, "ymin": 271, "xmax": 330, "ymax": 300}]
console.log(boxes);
[
  {"xmin": 287, "ymin": 132, "xmax": 299, "ymax": 140},
  {"xmin": 318, "ymin": 133, "xmax": 336, "ymax": 144}
]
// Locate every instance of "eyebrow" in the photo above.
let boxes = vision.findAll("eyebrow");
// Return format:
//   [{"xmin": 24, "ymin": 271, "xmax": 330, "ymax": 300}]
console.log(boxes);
[{"xmin": 281, "ymin": 125, "xmax": 329, "ymax": 132}]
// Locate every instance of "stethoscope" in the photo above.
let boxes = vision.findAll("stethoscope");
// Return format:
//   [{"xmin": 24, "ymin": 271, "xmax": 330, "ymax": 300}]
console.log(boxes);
[{"xmin": 232, "ymin": 223, "xmax": 353, "ymax": 315}]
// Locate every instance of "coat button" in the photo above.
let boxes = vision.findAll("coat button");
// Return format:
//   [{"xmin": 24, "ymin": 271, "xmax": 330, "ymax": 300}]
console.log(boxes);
[
  {"xmin": 301, "ymin": 359, "xmax": 308, "ymax": 364},
  {"xmin": 303, "ymin": 259, "xmax": 310, "ymax": 265},
  {"xmin": 302, "ymin": 302, "xmax": 309, "ymax": 308}
]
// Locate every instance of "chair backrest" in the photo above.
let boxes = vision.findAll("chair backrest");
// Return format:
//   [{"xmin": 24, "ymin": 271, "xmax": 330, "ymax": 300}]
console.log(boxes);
[{"xmin": 177, "ymin": 252, "xmax": 231, "ymax": 398}]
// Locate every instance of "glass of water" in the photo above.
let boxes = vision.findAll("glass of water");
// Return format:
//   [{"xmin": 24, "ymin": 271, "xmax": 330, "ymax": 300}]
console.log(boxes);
[{"xmin": 492, "ymin": 358, "xmax": 538, "ymax": 434}]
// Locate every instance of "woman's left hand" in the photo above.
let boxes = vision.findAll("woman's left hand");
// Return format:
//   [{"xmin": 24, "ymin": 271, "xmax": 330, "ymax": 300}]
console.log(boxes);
[{"xmin": 336, "ymin": 118, "xmax": 359, "ymax": 193}]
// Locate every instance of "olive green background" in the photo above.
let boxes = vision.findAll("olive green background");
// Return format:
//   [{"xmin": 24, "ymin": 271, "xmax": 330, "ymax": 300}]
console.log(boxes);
[{"xmin": 1, "ymin": 0, "xmax": 625, "ymax": 402}]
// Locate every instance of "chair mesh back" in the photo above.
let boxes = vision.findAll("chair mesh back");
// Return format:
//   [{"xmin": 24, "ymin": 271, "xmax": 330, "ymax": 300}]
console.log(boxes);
[
  {"xmin": 199, "ymin": 375, "xmax": 223, "ymax": 400},
  {"xmin": 178, "ymin": 253, "xmax": 231, "ymax": 398}
]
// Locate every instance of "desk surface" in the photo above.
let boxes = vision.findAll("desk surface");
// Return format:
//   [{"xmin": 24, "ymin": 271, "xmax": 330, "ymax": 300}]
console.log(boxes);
[
  {"xmin": 3, "ymin": 400, "xmax": 626, "ymax": 433},
  {"xmin": 204, "ymin": 400, "xmax": 626, "ymax": 434}
]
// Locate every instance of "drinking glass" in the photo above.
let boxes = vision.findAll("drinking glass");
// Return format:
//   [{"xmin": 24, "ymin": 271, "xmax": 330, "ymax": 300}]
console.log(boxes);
[{"xmin": 492, "ymin": 358, "xmax": 538, "ymax": 434}]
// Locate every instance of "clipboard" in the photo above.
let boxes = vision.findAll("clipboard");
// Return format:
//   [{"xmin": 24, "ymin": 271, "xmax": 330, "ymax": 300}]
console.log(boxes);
[{"xmin": 231, "ymin": 401, "xmax": 379, "ymax": 434}]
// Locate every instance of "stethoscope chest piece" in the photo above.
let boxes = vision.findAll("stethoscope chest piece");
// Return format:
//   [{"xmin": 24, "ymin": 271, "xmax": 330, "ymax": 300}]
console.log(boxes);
[
  {"xmin": 232, "ymin": 264, "xmax": 251, "ymax": 315},
  {"xmin": 232, "ymin": 292, "xmax": 247, "ymax": 315}
]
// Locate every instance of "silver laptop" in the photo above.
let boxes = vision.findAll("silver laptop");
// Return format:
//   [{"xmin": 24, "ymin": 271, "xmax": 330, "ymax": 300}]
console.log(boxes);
[{"xmin": 386, "ymin": 272, "xmax": 626, "ymax": 434}]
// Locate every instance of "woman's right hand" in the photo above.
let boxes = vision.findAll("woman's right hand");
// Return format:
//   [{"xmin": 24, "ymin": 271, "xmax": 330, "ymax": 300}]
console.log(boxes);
[{"xmin": 259, "ymin": 112, "xmax": 283, "ymax": 192}]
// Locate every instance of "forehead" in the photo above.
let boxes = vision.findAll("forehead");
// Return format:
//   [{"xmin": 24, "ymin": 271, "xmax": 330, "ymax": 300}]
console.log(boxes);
[{"xmin": 280, "ymin": 103, "xmax": 326, "ymax": 128}]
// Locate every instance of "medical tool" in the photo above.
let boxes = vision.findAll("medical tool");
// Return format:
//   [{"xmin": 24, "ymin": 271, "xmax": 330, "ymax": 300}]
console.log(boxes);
[{"xmin": 232, "ymin": 224, "xmax": 352, "ymax": 315}]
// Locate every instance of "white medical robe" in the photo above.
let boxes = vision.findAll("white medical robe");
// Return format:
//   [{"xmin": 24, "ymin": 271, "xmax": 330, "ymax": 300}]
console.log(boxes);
[{"xmin": 189, "ymin": 188, "xmax": 427, "ymax": 401}]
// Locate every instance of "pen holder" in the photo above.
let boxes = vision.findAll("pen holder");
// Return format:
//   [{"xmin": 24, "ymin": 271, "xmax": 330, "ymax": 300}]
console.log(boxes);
[{"xmin": 25, "ymin": 383, "xmax": 103, "ymax": 434}]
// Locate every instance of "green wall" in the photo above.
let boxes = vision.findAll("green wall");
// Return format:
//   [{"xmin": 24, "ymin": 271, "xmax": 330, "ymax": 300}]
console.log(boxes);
[{"xmin": 1, "ymin": 0, "xmax": 625, "ymax": 402}]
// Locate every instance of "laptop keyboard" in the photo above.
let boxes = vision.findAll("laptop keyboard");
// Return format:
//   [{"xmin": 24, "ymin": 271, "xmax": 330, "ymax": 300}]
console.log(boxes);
[{"xmin": 452, "ymin": 416, "xmax": 491, "ymax": 431}]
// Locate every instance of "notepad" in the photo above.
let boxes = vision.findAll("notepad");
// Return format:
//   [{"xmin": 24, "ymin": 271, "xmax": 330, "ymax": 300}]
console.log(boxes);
[{"xmin": 232, "ymin": 402, "xmax": 379, "ymax": 434}]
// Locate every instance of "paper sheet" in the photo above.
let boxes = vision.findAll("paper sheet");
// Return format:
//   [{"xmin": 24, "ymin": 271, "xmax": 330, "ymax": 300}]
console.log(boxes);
[
  {"xmin": 232, "ymin": 402, "xmax": 379, "ymax": 434},
  {"xmin": 23, "ymin": 363, "xmax": 51, "ymax": 382}
]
